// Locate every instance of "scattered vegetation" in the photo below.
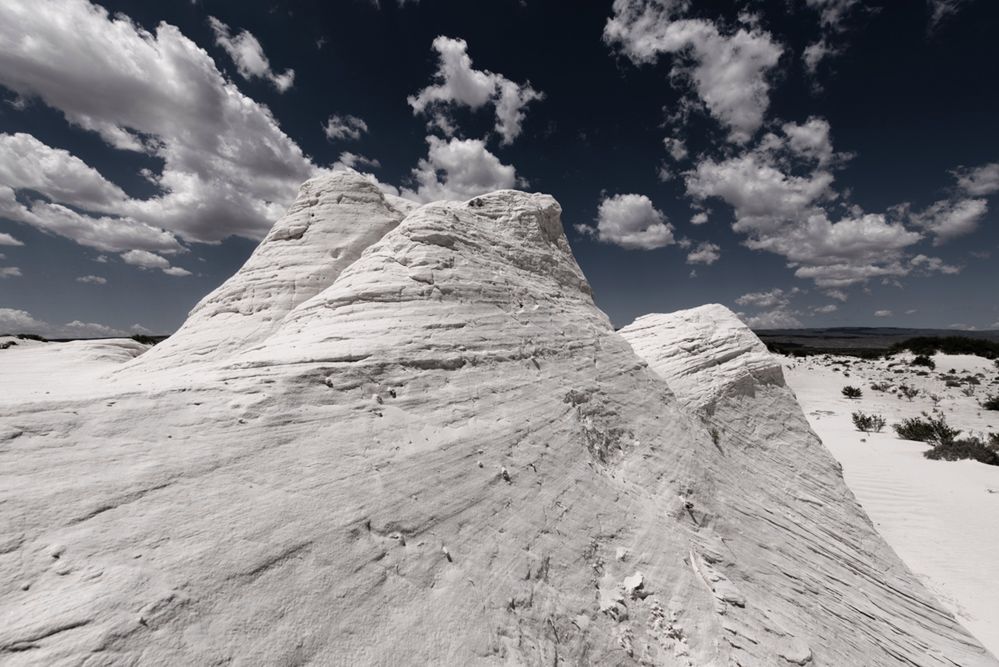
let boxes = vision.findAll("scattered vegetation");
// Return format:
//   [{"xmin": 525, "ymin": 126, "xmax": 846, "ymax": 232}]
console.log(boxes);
[
  {"xmin": 984, "ymin": 395, "xmax": 999, "ymax": 411},
  {"xmin": 870, "ymin": 382, "xmax": 892, "ymax": 392},
  {"xmin": 893, "ymin": 413, "xmax": 958, "ymax": 444},
  {"xmin": 890, "ymin": 336, "xmax": 999, "ymax": 360},
  {"xmin": 841, "ymin": 386, "xmax": 863, "ymax": 399},
  {"xmin": 0, "ymin": 340, "xmax": 17, "ymax": 350},
  {"xmin": 852, "ymin": 411, "xmax": 886, "ymax": 433},
  {"xmin": 897, "ymin": 385, "xmax": 919, "ymax": 401},
  {"xmin": 15, "ymin": 333, "xmax": 46, "ymax": 342},
  {"xmin": 911, "ymin": 354, "xmax": 936, "ymax": 369},
  {"xmin": 892, "ymin": 413, "xmax": 999, "ymax": 466},
  {"xmin": 924, "ymin": 433, "xmax": 999, "ymax": 466}
]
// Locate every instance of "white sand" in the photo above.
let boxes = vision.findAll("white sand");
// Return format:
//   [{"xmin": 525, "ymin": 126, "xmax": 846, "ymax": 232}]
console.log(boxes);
[
  {"xmin": 0, "ymin": 337, "xmax": 148, "ymax": 406},
  {"xmin": 784, "ymin": 352, "xmax": 999, "ymax": 656}
]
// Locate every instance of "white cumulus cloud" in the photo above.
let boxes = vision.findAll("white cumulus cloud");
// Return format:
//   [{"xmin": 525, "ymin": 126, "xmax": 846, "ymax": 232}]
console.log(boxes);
[
  {"xmin": 0, "ymin": 307, "xmax": 130, "ymax": 338},
  {"xmin": 408, "ymin": 36, "xmax": 543, "ymax": 145},
  {"xmin": 736, "ymin": 288, "xmax": 789, "ymax": 309},
  {"xmin": 686, "ymin": 241, "xmax": 720, "ymax": 265},
  {"xmin": 324, "ymin": 114, "xmax": 368, "ymax": 141},
  {"xmin": 737, "ymin": 308, "xmax": 802, "ymax": 329},
  {"xmin": 208, "ymin": 16, "xmax": 294, "ymax": 92},
  {"xmin": 605, "ymin": 0, "xmax": 783, "ymax": 143},
  {"xmin": 401, "ymin": 136, "xmax": 519, "ymax": 203},
  {"xmin": 953, "ymin": 162, "xmax": 999, "ymax": 196},
  {"xmin": 120, "ymin": 249, "xmax": 190, "ymax": 276},
  {"xmin": 334, "ymin": 152, "xmax": 381, "ymax": 171},
  {"xmin": 910, "ymin": 197, "xmax": 987, "ymax": 244},
  {"xmin": 910, "ymin": 253, "xmax": 961, "ymax": 274},
  {"xmin": 685, "ymin": 122, "xmax": 923, "ymax": 287},
  {"xmin": 0, "ymin": 0, "xmax": 317, "ymax": 246},
  {"xmin": 577, "ymin": 193, "xmax": 676, "ymax": 250}
]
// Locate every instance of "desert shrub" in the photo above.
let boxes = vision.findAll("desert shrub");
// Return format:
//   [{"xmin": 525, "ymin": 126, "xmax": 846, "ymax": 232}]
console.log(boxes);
[
  {"xmin": 852, "ymin": 411, "xmax": 886, "ymax": 433},
  {"xmin": 893, "ymin": 413, "xmax": 960, "ymax": 445},
  {"xmin": 870, "ymin": 382, "xmax": 892, "ymax": 392},
  {"xmin": 983, "ymin": 395, "xmax": 999, "ymax": 411},
  {"xmin": 15, "ymin": 333, "xmax": 46, "ymax": 342},
  {"xmin": 0, "ymin": 340, "xmax": 17, "ymax": 350},
  {"xmin": 924, "ymin": 435, "xmax": 999, "ymax": 466},
  {"xmin": 911, "ymin": 354, "xmax": 936, "ymax": 370},
  {"xmin": 898, "ymin": 385, "xmax": 919, "ymax": 401},
  {"xmin": 841, "ymin": 386, "xmax": 863, "ymax": 399},
  {"xmin": 131, "ymin": 334, "xmax": 159, "ymax": 346}
]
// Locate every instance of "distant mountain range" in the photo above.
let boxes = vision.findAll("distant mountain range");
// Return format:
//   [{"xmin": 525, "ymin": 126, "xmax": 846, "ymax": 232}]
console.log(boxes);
[{"xmin": 755, "ymin": 327, "xmax": 999, "ymax": 354}]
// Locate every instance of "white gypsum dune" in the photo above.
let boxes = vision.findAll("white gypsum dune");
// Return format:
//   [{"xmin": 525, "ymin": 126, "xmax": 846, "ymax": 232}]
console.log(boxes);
[
  {"xmin": 783, "ymin": 351, "xmax": 999, "ymax": 657},
  {"xmin": 0, "ymin": 171, "xmax": 994, "ymax": 665}
]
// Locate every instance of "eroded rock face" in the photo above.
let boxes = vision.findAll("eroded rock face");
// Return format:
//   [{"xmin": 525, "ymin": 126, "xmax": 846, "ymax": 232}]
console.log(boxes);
[
  {"xmin": 0, "ymin": 177, "xmax": 993, "ymax": 665},
  {"xmin": 622, "ymin": 305, "xmax": 997, "ymax": 665},
  {"xmin": 131, "ymin": 170, "xmax": 409, "ymax": 370},
  {"xmin": 619, "ymin": 304, "xmax": 785, "ymax": 413}
]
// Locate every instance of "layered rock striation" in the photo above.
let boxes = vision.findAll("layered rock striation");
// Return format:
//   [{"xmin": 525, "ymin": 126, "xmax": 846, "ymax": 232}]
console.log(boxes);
[{"xmin": 0, "ymin": 171, "xmax": 993, "ymax": 665}]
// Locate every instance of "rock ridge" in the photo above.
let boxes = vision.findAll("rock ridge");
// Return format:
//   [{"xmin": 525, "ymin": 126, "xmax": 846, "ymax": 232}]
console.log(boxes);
[{"xmin": 0, "ymin": 179, "xmax": 994, "ymax": 665}]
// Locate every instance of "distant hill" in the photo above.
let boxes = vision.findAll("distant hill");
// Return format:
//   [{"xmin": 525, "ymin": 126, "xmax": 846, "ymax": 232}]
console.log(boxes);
[{"xmin": 755, "ymin": 327, "xmax": 999, "ymax": 356}]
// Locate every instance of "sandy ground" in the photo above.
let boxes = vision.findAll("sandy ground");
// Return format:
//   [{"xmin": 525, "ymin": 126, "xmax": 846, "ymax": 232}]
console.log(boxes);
[
  {"xmin": 784, "ymin": 352, "xmax": 999, "ymax": 656},
  {"xmin": 0, "ymin": 336, "xmax": 148, "ymax": 406}
]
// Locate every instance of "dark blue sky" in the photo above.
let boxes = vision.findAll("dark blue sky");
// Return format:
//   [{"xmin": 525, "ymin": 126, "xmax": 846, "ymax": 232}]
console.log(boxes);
[{"xmin": 0, "ymin": 0, "xmax": 997, "ymax": 336}]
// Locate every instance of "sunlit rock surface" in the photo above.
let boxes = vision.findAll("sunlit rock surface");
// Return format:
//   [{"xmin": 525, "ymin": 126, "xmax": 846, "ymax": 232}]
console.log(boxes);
[
  {"xmin": 131, "ymin": 170, "xmax": 408, "ymax": 370},
  {"xmin": 619, "ymin": 304, "xmax": 784, "ymax": 413},
  {"xmin": 0, "ymin": 172, "xmax": 993, "ymax": 665}
]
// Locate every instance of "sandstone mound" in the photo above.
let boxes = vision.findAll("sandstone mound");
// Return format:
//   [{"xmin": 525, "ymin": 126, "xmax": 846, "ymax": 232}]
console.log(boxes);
[
  {"xmin": 131, "ymin": 171, "xmax": 409, "ymax": 370},
  {"xmin": 0, "ymin": 172, "xmax": 993, "ymax": 665}
]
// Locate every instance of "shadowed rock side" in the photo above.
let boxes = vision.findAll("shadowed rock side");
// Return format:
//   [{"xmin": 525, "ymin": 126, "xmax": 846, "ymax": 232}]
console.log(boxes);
[{"xmin": 0, "ymin": 175, "xmax": 993, "ymax": 665}]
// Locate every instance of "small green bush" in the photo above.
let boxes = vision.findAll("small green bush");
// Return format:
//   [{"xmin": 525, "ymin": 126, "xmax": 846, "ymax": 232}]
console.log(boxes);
[
  {"xmin": 893, "ymin": 413, "xmax": 960, "ymax": 445},
  {"xmin": 852, "ymin": 411, "xmax": 886, "ymax": 433},
  {"xmin": 842, "ymin": 386, "xmax": 863, "ymax": 399},
  {"xmin": 924, "ymin": 436, "xmax": 999, "ymax": 466},
  {"xmin": 911, "ymin": 354, "xmax": 936, "ymax": 369},
  {"xmin": 892, "ymin": 414, "xmax": 998, "ymax": 465}
]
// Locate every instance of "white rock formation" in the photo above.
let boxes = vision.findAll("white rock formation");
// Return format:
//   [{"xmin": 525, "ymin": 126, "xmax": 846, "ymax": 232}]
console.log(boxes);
[
  {"xmin": 0, "ymin": 172, "xmax": 994, "ymax": 665},
  {"xmin": 132, "ymin": 170, "xmax": 409, "ymax": 370},
  {"xmin": 619, "ymin": 305, "xmax": 784, "ymax": 412}
]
